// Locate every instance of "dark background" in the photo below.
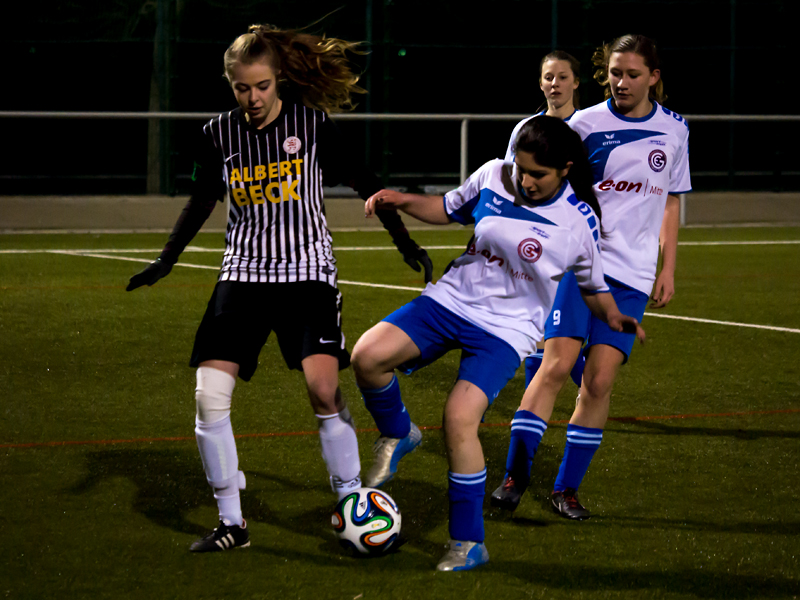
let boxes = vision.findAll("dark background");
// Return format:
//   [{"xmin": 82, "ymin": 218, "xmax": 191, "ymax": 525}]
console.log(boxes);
[{"xmin": 1, "ymin": 0, "xmax": 795, "ymax": 194}]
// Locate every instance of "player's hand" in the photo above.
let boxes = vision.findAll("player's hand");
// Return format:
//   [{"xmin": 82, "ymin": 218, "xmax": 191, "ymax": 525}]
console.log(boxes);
[
  {"xmin": 126, "ymin": 258, "xmax": 173, "ymax": 291},
  {"xmin": 609, "ymin": 314, "xmax": 646, "ymax": 345},
  {"xmin": 394, "ymin": 236, "xmax": 434, "ymax": 283},
  {"xmin": 365, "ymin": 189, "xmax": 405, "ymax": 217},
  {"xmin": 650, "ymin": 271, "xmax": 675, "ymax": 308}
]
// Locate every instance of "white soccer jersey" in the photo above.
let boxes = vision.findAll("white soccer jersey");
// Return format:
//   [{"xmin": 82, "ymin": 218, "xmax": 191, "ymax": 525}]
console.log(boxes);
[
  {"xmin": 569, "ymin": 100, "xmax": 692, "ymax": 295},
  {"xmin": 421, "ymin": 159, "xmax": 608, "ymax": 360}
]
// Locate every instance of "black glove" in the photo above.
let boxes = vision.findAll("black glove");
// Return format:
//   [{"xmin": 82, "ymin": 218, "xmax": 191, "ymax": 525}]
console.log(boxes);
[
  {"xmin": 126, "ymin": 258, "xmax": 174, "ymax": 291},
  {"xmin": 393, "ymin": 235, "xmax": 434, "ymax": 283}
]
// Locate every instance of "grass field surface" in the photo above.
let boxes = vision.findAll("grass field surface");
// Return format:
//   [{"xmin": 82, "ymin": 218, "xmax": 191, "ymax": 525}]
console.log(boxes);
[{"xmin": 1, "ymin": 226, "xmax": 798, "ymax": 599}]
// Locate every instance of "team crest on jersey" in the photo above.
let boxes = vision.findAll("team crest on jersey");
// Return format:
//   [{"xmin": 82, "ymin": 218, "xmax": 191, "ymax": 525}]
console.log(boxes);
[
  {"xmin": 648, "ymin": 149, "xmax": 667, "ymax": 173},
  {"xmin": 283, "ymin": 136, "xmax": 302, "ymax": 154},
  {"xmin": 518, "ymin": 238, "xmax": 542, "ymax": 263}
]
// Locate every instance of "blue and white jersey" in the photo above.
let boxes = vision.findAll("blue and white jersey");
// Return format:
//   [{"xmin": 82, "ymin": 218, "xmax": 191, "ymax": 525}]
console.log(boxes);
[
  {"xmin": 504, "ymin": 110, "xmax": 576, "ymax": 161},
  {"xmin": 421, "ymin": 159, "xmax": 608, "ymax": 360},
  {"xmin": 569, "ymin": 99, "xmax": 691, "ymax": 295}
]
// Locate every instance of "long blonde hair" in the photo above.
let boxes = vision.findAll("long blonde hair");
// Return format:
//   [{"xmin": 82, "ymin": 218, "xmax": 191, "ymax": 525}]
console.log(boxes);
[
  {"xmin": 223, "ymin": 23, "xmax": 366, "ymax": 113},
  {"xmin": 592, "ymin": 34, "xmax": 666, "ymax": 104}
]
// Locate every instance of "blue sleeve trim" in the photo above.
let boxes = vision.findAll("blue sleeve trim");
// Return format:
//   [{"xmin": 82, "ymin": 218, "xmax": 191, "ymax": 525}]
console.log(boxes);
[{"xmin": 669, "ymin": 189, "xmax": 692, "ymax": 195}]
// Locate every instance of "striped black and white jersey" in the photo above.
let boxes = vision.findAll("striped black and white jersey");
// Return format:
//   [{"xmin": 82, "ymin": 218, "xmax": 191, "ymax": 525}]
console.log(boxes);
[{"xmin": 190, "ymin": 101, "xmax": 385, "ymax": 286}]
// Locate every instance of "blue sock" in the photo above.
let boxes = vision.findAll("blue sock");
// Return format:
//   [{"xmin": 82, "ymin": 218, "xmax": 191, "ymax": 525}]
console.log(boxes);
[
  {"xmin": 504, "ymin": 410, "xmax": 547, "ymax": 487},
  {"xmin": 523, "ymin": 349, "xmax": 544, "ymax": 387},
  {"xmin": 554, "ymin": 424, "xmax": 603, "ymax": 491},
  {"xmin": 360, "ymin": 375, "xmax": 411, "ymax": 439},
  {"xmin": 570, "ymin": 348, "xmax": 586, "ymax": 387},
  {"xmin": 448, "ymin": 469, "xmax": 486, "ymax": 543}
]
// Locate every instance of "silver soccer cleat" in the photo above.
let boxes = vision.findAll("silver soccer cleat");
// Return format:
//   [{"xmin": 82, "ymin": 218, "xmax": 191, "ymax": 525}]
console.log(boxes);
[
  {"xmin": 436, "ymin": 539, "xmax": 489, "ymax": 571},
  {"xmin": 363, "ymin": 422, "xmax": 422, "ymax": 488}
]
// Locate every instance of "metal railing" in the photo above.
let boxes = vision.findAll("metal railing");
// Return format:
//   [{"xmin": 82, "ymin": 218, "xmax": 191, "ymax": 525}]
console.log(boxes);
[
  {"xmin": 2, "ymin": 111, "xmax": 799, "ymax": 183},
  {"xmin": 2, "ymin": 111, "xmax": 799, "ymax": 226}
]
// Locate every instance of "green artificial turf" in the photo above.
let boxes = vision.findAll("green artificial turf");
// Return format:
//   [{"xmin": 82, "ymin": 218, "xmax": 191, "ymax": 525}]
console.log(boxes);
[{"xmin": 1, "ymin": 227, "xmax": 798, "ymax": 599}]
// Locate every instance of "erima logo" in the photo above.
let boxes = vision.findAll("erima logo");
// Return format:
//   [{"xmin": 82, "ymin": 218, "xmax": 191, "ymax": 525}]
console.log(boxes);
[
  {"xmin": 492, "ymin": 197, "xmax": 503, "ymax": 206},
  {"xmin": 605, "ymin": 134, "xmax": 615, "ymax": 139}
]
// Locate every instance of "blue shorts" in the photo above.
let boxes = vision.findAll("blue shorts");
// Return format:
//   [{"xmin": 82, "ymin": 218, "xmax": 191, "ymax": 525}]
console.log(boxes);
[
  {"xmin": 382, "ymin": 296, "xmax": 520, "ymax": 404},
  {"xmin": 544, "ymin": 271, "xmax": 648, "ymax": 363}
]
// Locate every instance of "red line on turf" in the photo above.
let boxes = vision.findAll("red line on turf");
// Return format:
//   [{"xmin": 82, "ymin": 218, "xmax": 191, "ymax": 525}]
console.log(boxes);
[{"xmin": 2, "ymin": 408, "xmax": 798, "ymax": 449}]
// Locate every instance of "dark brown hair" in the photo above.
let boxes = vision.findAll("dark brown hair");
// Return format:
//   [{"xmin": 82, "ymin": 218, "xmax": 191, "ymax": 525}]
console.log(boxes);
[
  {"xmin": 223, "ymin": 24, "xmax": 366, "ymax": 113},
  {"xmin": 514, "ymin": 115, "xmax": 601, "ymax": 221},
  {"xmin": 592, "ymin": 34, "xmax": 666, "ymax": 103}
]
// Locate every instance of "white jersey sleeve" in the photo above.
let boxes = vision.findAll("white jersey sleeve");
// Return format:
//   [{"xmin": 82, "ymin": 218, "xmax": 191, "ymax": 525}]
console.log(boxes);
[{"xmin": 443, "ymin": 161, "xmax": 494, "ymax": 224}]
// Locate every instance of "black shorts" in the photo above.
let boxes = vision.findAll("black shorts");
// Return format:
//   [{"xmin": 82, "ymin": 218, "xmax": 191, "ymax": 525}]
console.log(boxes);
[{"xmin": 190, "ymin": 280, "xmax": 350, "ymax": 381}]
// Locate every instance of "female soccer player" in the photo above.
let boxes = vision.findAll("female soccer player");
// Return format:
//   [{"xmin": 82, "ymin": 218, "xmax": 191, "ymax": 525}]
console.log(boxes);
[
  {"xmin": 126, "ymin": 23, "xmax": 432, "ymax": 552},
  {"xmin": 351, "ymin": 116, "xmax": 645, "ymax": 571},
  {"xmin": 491, "ymin": 34, "xmax": 690, "ymax": 520},
  {"xmin": 504, "ymin": 50, "xmax": 581, "ymax": 161}
]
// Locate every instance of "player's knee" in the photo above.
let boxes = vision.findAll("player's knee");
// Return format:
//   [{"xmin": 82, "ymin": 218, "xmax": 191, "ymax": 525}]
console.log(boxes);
[
  {"xmin": 307, "ymin": 382, "xmax": 340, "ymax": 413},
  {"xmin": 540, "ymin": 354, "xmax": 574, "ymax": 387},
  {"xmin": 580, "ymin": 371, "xmax": 614, "ymax": 404},
  {"xmin": 195, "ymin": 366, "xmax": 236, "ymax": 424},
  {"xmin": 350, "ymin": 341, "xmax": 382, "ymax": 384},
  {"xmin": 443, "ymin": 404, "xmax": 481, "ymax": 440}
]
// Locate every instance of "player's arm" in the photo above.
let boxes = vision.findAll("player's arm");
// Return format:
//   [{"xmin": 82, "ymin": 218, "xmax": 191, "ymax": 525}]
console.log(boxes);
[
  {"xmin": 651, "ymin": 194, "xmax": 680, "ymax": 308},
  {"xmin": 365, "ymin": 190, "xmax": 450, "ymax": 225},
  {"xmin": 319, "ymin": 117, "xmax": 433, "ymax": 282},
  {"xmin": 126, "ymin": 133, "xmax": 224, "ymax": 291},
  {"xmin": 580, "ymin": 290, "xmax": 646, "ymax": 343}
]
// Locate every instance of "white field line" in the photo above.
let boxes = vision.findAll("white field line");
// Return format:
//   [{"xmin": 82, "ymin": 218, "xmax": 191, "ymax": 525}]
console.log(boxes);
[
  {"xmin": 3, "ymin": 240, "xmax": 800, "ymax": 255},
  {"xmin": 0, "ymin": 245, "xmax": 466, "ymax": 254},
  {"xmin": 643, "ymin": 312, "xmax": 800, "ymax": 334},
  {"xmin": 7, "ymin": 246, "xmax": 800, "ymax": 335}
]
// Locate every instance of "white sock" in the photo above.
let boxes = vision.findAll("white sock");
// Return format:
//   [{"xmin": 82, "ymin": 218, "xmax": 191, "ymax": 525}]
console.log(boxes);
[
  {"xmin": 213, "ymin": 473, "xmax": 245, "ymax": 526},
  {"xmin": 318, "ymin": 408, "xmax": 361, "ymax": 498},
  {"xmin": 195, "ymin": 367, "xmax": 242, "ymax": 524}
]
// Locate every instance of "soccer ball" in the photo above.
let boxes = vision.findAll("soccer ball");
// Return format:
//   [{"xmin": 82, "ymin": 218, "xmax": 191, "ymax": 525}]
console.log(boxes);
[{"xmin": 332, "ymin": 487, "xmax": 401, "ymax": 555}]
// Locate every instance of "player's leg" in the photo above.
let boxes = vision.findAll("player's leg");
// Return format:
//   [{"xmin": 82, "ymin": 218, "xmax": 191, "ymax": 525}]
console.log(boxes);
[
  {"xmin": 492, "ymin": 275, "xmax": 590, "ymax": 511},
  {"xmin": 277, "ymin": 281, "xmax": 362, "ymax": 501},
  {"xmin": 351, "ymin": 319, "xmax": 424, "ymax": 487},
  {"xmin": 551, "ymin": 343, "xmax": 622, "ymax": 520},
  {"xmin": 491, "ymin": 336, "xmax": 582, "ymax": 510},
  {"xmin": 302, "ymin": 353, "xmax": 362, "ymax": 500},
  {"xmin": 438, "ymin": 329, "xmax": 518, "ymax": 571},
  {"xmin": 188, "ymin": 282, "xmax": 267, "ymax": 552},
  {"xmin": 551, "ymin": 281, "xmax": 648, "ymax": 520},
  {"xmin": 436, "ymin": 380, "xmax": 491, "ymax": 572}
]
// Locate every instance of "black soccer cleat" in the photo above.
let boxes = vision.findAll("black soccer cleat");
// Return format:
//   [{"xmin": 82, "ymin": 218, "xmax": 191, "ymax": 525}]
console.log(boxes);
[
  {"xmin": 189, "ymin": 519, "xmax": 251, "ymax": 552},
  {"xmin": 490, "ymin": 476, "xmax": 526, "ymax": 511},
  {"xmin": 551, "ymin": 489, "xmax": 591, "ymax": 520}
]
